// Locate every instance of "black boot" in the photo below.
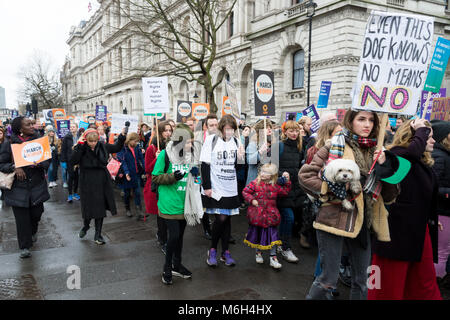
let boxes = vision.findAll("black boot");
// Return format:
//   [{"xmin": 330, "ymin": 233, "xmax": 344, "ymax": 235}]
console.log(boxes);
[
  {"xmin": 79, "ymin": 219, "xmax": 90, "ymax": 239},
  {"xmin": 202, "ymin": 216, "xmax": 212, "ymax": 240},
  {"xmin": 94, "ymin": 218, "xmax": 105, "ymax": 245}
]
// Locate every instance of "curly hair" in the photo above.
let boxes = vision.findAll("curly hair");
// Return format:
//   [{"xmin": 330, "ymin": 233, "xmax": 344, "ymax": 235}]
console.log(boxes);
[
  {"xmin": 388, "ymin": 119, "xmax": 434, "ymax": 167},
  {"xmin": 11, "ymin": 116, "xmax": 25, "ymax": 135}
]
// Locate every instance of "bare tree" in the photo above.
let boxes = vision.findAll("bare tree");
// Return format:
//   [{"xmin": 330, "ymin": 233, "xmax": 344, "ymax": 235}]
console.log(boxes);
[
  {"xmin": 112, "ymin": 0, "xmax": 237, "ymax": 113},
  {"xmin": 17, "ymin": 50, "xmax": 62, "ymax": 109}
]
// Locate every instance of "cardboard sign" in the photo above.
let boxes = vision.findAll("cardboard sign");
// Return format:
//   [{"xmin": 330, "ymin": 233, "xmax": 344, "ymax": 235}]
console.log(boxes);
[
  {"xmin": 56, "ymin": 120, "xmax": 70, "ymax": 139},
  {"xmin": 317, "ymin": 81, "xmax": 332, "ymax": 108},
  {"xmin": 142, "ymin": 77, "xmax": 170, "ymax": 115},
  {"xmin": 96, "ymin": 105, "xmax": 108, "ymax": 121},
  {"xmin": 111, "ymin": 113, "xmax": 139, "ymax": 134},
  {"xmin": 222, "ymin": 96, "xmax": 232, "ymax": 117},
  {"xmin": 177, "ymin": 100, "xmax": 192, "ymax": 123},
  {"xmin": 352, "ymin": 11, "xmax": 434, "ymax": 115},
  {"xmin": 11, "ymin": 136, "xmax": 52, "ymax": 168},
  {"xmin": 225, "ymin": 81, "xmax": 241, "ymax": 121},
  {"xmin": 420, "ymin": 88, "xmax": 446, "ymax": 120},
  {"xmin": 79, "ymin": 121, "xmax": 89, "ymax": 130},
  {"xmin": 285, "ymin": 112, "xmax": 297, "ymax": 121},
  {"xmin": 424, "ymin": 37, "xmax": 450, "ymax": 93},
  {"xmin": 254, "ymin": 70, "xmax": 275, "ymax": 116},
  {"xmin": 301, "ymin": 105, "xmax": 320, "ymax": 133},
  {"xmin": 192, "ymin": 103, "xmax": 210, "ymax": 121},
  {"xmin": 82, "ymin": 114, "xmax": 96, "ymax": 124},
  {"xmin": 430, "ymin": 97, "xmax": 450, "ymax": 121},
  {"xmin": 337, "ymin": 109, "xmax": 348, "ymax": 123}
]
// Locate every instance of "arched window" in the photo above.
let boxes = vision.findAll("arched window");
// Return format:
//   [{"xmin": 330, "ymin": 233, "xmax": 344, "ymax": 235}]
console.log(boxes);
[{"xmin": 293, "ymin": 50, "xmax": 304, "ymax": 89}]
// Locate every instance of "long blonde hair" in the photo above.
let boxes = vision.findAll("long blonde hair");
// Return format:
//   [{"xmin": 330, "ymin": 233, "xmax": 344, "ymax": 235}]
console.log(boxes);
[
  {"xmin": 315, "ymin": 121, "xmax": 341, "ymax": 149},
  {"xmin": 256, "ymin": 163, "xmax": 278, "ymax": 186},
  {"xmin": 388, "ymin": 120, "xmax": 434, "ymax": 166},
  {"xmin": 282, "ymin": 120, "xmax": 303, "ymax": 151}
]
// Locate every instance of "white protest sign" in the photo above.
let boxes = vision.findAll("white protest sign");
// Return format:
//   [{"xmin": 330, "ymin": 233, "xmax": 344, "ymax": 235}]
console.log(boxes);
[
  {"xmin": 142, "ymin": 77, "xmax": 169, "ymax": 115},
  {"xmin": 352, "ymin": 11, "xmax": 434, "ymax": 115},
  {"xmin": 110, "ymin": 113, "xmax": 139, "ymax": 134}
]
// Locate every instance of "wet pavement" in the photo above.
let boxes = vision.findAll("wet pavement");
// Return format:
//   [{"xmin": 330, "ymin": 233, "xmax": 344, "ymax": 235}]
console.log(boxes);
[{"xmin": 0, "ymin": 182, "xmax": 448, "ymax": 300}]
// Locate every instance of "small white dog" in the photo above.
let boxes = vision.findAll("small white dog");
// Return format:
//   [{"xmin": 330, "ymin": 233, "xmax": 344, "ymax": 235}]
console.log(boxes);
[{"xmin": 323, "ymin": 159, "xmax": 361, "ymax": 211}]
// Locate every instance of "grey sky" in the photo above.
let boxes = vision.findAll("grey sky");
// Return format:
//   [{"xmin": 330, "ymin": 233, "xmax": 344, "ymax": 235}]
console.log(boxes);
[{"xmin": 0, "ymin": 0, "xmax": 100, "ymax": 108}]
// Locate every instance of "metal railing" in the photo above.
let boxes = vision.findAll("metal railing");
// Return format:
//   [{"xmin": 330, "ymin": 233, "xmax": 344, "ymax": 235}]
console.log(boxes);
[
  {"xmin": 387, "ymin": 0, "xmax": 405, "ymax": 7},
  {"xmin": 286, "ymin": 1, "xmax": 308, "ymax": 19}
]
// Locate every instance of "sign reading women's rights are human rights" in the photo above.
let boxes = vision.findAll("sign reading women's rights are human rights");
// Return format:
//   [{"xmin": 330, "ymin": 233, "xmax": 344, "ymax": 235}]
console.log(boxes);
[{"xmin": 352, "ymin": 11, "xmax": 434, "ymax": 115}]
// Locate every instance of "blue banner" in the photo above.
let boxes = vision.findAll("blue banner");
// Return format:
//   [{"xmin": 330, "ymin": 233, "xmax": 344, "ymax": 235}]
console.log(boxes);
[
  {"xmin": 424, "ymin": 37, "xmax": 450, "ymax": 93},
  {"xmin": 96, "ymin": 105, "xmax": 107, "ymax": 122},
  {"xmin": 301, "ymin": 104, "xmax": 320, "ymax": 133},
  {"xmin": 317, "ymin": 81, "xmax": 332, "ymax": 109},
  {"xmin": 56, "ymin": 120, "xmax": 70, "ymax": 139}
]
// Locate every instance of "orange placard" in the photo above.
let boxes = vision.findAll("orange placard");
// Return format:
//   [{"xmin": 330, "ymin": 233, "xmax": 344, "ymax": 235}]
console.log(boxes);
[
  {"xmin": 192, "ymin": 103, "xmax": 210, "ymax": 121},
  {"xmin": 52, "ymin": 109, "xmax": 67, "ymax": 127},
  {"xmin": 222, "ymin": 96, "xmax": 233, "ymax": 117},
  {"xmin": 11, "ymin": 136, "xmax": 52, "ymax": 168},
  {"xmin": 83, "ymin": 114, "xmax": 96, "ymax": 124}
]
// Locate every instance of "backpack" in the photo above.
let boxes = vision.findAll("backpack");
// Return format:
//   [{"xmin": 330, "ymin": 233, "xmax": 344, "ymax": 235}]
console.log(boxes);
[{"xmin": 150, "ymin": 151, "xmax": 170, "ymax": 194}]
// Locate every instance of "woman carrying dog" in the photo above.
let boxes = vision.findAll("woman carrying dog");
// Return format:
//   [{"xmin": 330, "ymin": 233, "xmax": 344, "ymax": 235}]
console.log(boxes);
[
  {"xmin": 368, "ymin": 119, "xmax": 442, "ymax": 300},
  {"xmin": 299, "ymin": 110, "xmax": 399, "ymax": 300}
]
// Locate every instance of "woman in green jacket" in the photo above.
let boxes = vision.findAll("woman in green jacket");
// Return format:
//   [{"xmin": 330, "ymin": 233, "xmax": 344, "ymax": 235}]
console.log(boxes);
[{"xmin": 152, "ymin": 124, "xmax": 200, "ymax": 285}]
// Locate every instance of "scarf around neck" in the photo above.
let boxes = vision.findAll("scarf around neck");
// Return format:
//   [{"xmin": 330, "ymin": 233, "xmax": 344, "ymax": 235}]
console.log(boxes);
[{"xmin": 328, "ymin": 128, "xmax": 377, "ymax": 162}]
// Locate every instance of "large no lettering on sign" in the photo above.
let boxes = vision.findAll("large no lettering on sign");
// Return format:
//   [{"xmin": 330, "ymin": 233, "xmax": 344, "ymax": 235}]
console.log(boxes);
[
  {"xmin": 11, "ymin": 136, "xmax": 52, "ymax": 168},
  {"xmin": 352, "ymin": 11, "xmax": 434, "ymax": 115}
]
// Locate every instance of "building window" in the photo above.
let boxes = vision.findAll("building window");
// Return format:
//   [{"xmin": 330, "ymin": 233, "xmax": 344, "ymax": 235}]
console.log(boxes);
[
  {"xmin": 292, "ymin": 0, "xmax": 304, "ymax": 5},
  {"xmin": 293, "ymin": 50, "xmax": 304, "ymax": 89},
  {"xmin": 229, "ymin": 11, "xmax": 234, "ymax": 38}
]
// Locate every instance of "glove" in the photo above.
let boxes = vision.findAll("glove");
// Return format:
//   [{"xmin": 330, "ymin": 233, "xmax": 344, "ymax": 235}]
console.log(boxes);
[
  {"xmin": 190, "ymin": 167, "xmax": 199, "ymax": 176},
  {"xmin": 174, "ymin": 170, "xmax": 184, "ymax": 181},
  {"xmin": 277, "ymin": 176, "xmax": 286, "ymax": 186},
  {"xmin": 61, "ymin": 162, "xmax": 67, "ymax": 169}
]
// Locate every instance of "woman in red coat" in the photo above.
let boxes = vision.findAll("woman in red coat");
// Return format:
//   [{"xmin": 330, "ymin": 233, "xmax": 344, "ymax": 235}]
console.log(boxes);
[{"xmin": 143, "ymin": 121, "xmax": 173, "ymax": 249}]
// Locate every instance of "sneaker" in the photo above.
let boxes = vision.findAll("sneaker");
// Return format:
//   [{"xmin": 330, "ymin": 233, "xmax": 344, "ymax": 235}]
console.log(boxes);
[
  {"xmin": 280, "ymin": 248, "xmax": 299, "ymax": 263},
  {"xmin": 270, "ymin": 256, "xmax": 282, "ymax": 269},
  {"xmin": 338, "ymin": 263, "xmax": 352, "ymax": 287},
  {"xmin": 63, "ymin": 182, "xmax": 68, "ymax": 188},
  {"xmin": 73, "ymin": 193, "xmax": 80, "ymax": 201},
  {"xmin": 256, "ymin": 252, "xmax": 264, "ymax": 264},
  {"xmin": 206, "ymin": 248, "xmax": 218, "ymax": 267},
  {"xmin": 67, "ymin": 195, "xmax": 73, "ymax": 203},
  {"xmin": 172, "ymin": 265, "xmax": 192, "ymax": 279},
  {"xmin": 94, "ymin": 235, "xmax": 106, "ymax": 245},
  {"xmin": 162, "ymin": 272, "xmax": 173, "ymax": 285},
  {"xmin": 220, "ymin": 250, "xmax": 236, "ymax": 266},
  {"xmin": 78, "ymin": 227, "xmax": 89, "ymax": 239},
  {"xmin": 20, "ymin": 249, "xmax": 31, "ymax": 259},
  {"xmin": 48, "ymin": 182, "xmax": 54, "ymax": 188},
  {"xmin": 126, "ymin": 210, "xmax": 133, "ymax": 217},
  {"xmin": 31, "ymin": 234, "xmax": 37, "ymax": 243}
]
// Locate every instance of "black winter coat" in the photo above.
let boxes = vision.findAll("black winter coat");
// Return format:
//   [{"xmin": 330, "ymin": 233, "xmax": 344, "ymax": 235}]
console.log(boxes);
[
  {"xmin": 0, "ymin": 133, "xmax": 50, "ymax": 208},
  {"xmin": 60, "ymin": 132, "xmax": 77, "ymax": 164},
  {"xmin": 276, "ymin": 138, "xmax": 305, "ymax": 208},
  {"xmin": 432, "ymin": 142, "xmax": 450, "ymax": 217},
  {"xmin": 70, "ymin": 134, "xmax": 125, "ymax": 220},
  {"xmin": 373, "ymin": 127, "xmax": 439, "ymax": 263}
]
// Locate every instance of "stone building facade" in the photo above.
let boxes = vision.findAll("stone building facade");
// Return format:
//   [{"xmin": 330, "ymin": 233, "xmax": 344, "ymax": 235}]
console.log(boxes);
[{"xmin": 61, "ymin": 0, "xmax": 450, "ymax": 124}]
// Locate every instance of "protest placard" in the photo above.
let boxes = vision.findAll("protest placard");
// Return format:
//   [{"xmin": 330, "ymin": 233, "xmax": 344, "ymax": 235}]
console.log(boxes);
[
  {"xmin": 424, "ymin": 37, "xmax": 450, "ymax": 93},
  {"xmin": 142, "ymin": 77, "xmax": 169, "ymax": 116},
  {"xmin": 420, "ymin": 88, "xmax": 446, "ymax": 120},
  {"xmin": 302, "ymin": 105, "xmax": 320, "ymax": 133},
  {"xmin": 352, "ymin": 11, "xmax": 434, "ymax": 116},
  {"xmin": 56, "ymin": 120, "xmax": 70, "ymax": 139},
  {"xmin": 317, "ymin": 81, "xmax": 332, "ymax": 108},
  {"xmin": 337, "ymin": 109, "xmax": 348, "ymax": 123},
  {"xmin": 11, "ymin": 136, "xmax": 52, "ymax": 168},
  {"xmin": 254, "ymin": 70, "xmax": 275, "ymax": 116},
  {"xmin": 177, "ymin": 101, "xmax": 192, "ymax": 123},
  {"xmin": 96, "ymin": 105, "xmax": 108, "ymax": 122},
  {"xmin": 110, "ymin": 113, "xmax": 139, "ymax": 134},
  {"xmin": 79, "ymin": 121, "xmax": 89, "ymax": 130},
  {"xmin": 285, "ymin": 112, "xmax": 297, "ymax": 121},
  {"xmin": 225, "ymin": 81, "xmax": 241, "ymax": 121},
  {"xmin": 192, "ymin": 103, "xmax": 210, "ymax": 121},
  {"xmin": 430, "ymin": 97, "xmax": 450, "ymax": 121}
]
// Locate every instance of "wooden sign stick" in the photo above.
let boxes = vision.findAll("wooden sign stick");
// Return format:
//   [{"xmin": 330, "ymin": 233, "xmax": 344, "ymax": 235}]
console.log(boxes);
[
  {"xmin": 156, "ymin": 118, "xmax": 160, "ymax": 151},
  {"xmin": 376, "ymin": 113, "xmax": 389, "ymax": 151}
]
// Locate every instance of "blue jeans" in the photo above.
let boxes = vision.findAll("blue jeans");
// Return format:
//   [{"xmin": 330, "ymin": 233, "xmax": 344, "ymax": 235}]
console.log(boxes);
[
  {"xmin": 279, "ymin": 207, "xmax": 294, "ymax": 250},
  {"xmin": 61, "ymin": 165, "xmax": 67, "ymax": 184},
  {"xmin": 48, "ymin": 162, "xmax": 58, "ymax": 182},
  {"xmin": 123, "ymin": 179, "xmax": 141, "ymax": 209}
]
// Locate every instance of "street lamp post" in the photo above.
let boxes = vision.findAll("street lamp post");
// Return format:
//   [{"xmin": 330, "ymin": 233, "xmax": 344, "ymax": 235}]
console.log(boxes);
[{"xmin": 306, "ymin": 0, "xmax": 317, "ymax": 108}]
